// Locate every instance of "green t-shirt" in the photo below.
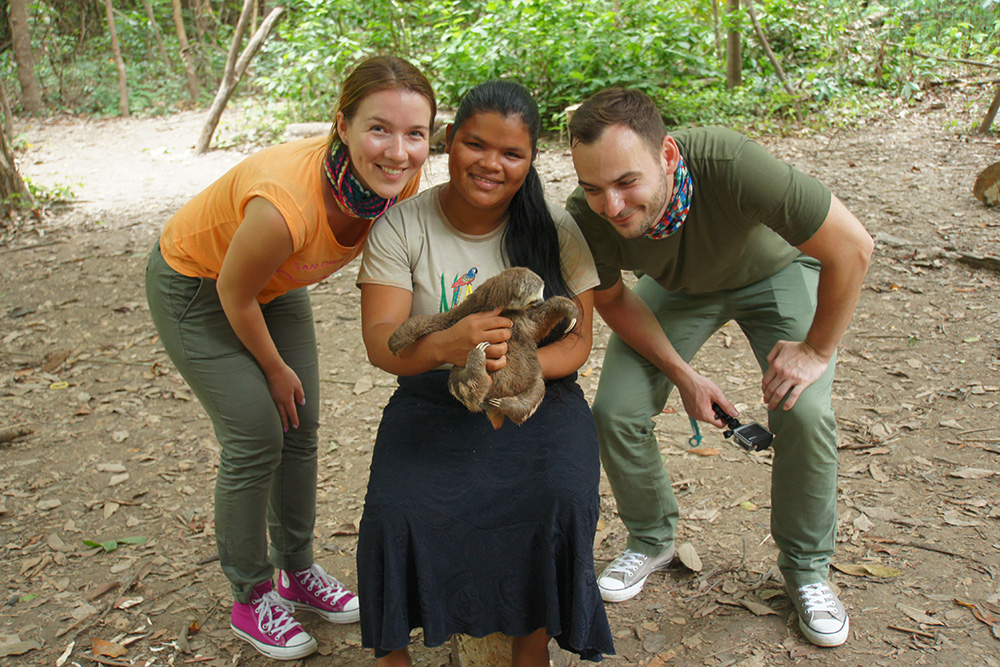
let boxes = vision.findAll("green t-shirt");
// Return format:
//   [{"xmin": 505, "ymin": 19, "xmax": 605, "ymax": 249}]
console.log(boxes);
[{"xmin": 565, "ymin": 127, "xmax": 831, "ymax": 294}]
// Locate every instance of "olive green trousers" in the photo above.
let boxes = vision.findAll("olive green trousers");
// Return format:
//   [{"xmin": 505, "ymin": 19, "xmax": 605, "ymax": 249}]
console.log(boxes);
[
  {"xmin": 593, "ymin": 258, "xmax": 838, "ymax": 587},
  {"xmin": 145, "ymin": 244, "xmax": 319, "ymax": 602}
]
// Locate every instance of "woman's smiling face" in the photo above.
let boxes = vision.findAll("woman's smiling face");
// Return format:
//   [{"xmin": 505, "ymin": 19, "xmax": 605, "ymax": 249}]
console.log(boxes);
[
  {"xmin": 444, "ymin": 111, "xmax": 533, "ymax": 220},
  {"xmin": 336, "ymin": 88, "xmax": 432, "ymax": 199}
]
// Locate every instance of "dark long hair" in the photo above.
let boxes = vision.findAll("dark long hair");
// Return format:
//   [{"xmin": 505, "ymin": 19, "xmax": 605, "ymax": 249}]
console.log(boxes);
[{"xmin": 451, "ymin": 80, "xmax": 572, "ymax": 306}]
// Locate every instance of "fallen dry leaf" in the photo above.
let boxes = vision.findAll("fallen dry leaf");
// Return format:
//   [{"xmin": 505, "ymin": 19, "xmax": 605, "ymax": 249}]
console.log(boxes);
[
  {"xmin": 943, "ymin": 509, "xmax": 982, "ymax": 527},
  {"xmin": 686, "ymin": 447, "xmax": 720, "ymax": 457},
  {"xmin": 897, "ymin": 603, "xmax": 944, "ymax": 626},
  {"xmin": 739, "ymin": 598, "xmax": 777, "ymax": 616},
  {"xmin": 0, "ymin": 638, "xmax": 41, "ymax": 657},
  {"xmin": 55, "ymin": 641, "xmax": 75, "ymax": 667},
  {"xmin": 950, "ymin": 467, "xmax": 995, "ymax": 480},
  {"xmin": 676, "ymin": 542, "xmax": 702, "ymax": 572},
  {"xmin": 108, "ymin": 473, "xmax": 130, "ymax": 487},
  {"xmin": 832, "ymin": 562, "xmax": 901, "ymax": 578},
  {"xmin": 91, "ymin": 637, "xmax": 127, "ymax": 658},
  {"xmin": 853, "ymin": 513, "xmax": 875, "ymax": 532}
]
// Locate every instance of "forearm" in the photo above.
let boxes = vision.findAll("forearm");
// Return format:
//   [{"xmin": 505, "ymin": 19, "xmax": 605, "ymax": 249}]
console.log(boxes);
[
  {"xmin": 364, "ymin": 322, "xmax": 453, "ymax": 377},
  {"xmin": 537, "ymin": 330, "xmax": 591, "ymax": 380},
  {"xmin": 798, "ymin": 194, "xmax": 874, "ymax": 360},
  {"xmin": 219, "ymin": 292, "xmax": 286, "ymax": 375},
  {"xmin": 596, "ymin": 288, "xmax": 693, "ymax": 387},
  {"xmin": 804, "ymin": 259, "xmax": 868, "ymax": 360}
]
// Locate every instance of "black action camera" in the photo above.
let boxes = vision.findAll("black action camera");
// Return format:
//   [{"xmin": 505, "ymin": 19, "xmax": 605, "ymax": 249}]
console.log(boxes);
[{"xmin": 712, "ymin": 403, "xmax": 773, "ymax": 452}]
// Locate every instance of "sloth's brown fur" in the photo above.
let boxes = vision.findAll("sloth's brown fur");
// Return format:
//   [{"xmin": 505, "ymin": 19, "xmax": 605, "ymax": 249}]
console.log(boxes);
[{"xmin": 388, "ymin": 267, "xmax": 579, "ymax": 429}]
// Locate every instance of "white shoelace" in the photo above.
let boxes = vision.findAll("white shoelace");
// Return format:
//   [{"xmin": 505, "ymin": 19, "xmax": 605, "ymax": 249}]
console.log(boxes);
[
  {"xmin": 298, "ymin": 565, "xmax": 352, "ymax": 606},
  {"xmin": 798, "ymin": 583, "xmax": 837, "ymax": 614},
  {"xmin": 606, "ymin": 549, "xmax": 648, "ymax": 575},
  {"xmin": 255, "ymin": 590, "xmax": 300, "ymax": 638}
]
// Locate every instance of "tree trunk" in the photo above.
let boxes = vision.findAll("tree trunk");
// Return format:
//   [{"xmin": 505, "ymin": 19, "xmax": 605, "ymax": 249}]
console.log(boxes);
[
  {"xmin": 9, "ymin": 0, "xmax": 43, "ymax": 114},
  {"xmin": 449, "ymin": 635, "xmax": 571, "ymax": 667},
  {"xmin": 744, "ymin": 0, "xmax": 802, "ymax": 121},
  {"xmin": 0, "ymin": 126, "xmax": 34, "ymax": 214},
  {"xmin": 711, "ymin": 0, "xmax": 721, "ymax": 61},
  {"xmin": 978, "ymin": 84, "xmax": 1000, "ymax": 134},
  {"xmin": 725, "ymin": 0, "xmax": 742, "ymax": 89},
  {"xmin": 102, "ymin": 0, "xmax": 130, "ymax": 117},
  {"xmin": 0, "ymin": 83, "xmax": 14, "ymax": 139},
  {"xmin": 195, "ymin": 3, "xmax": 284, "ymax": 154},
  {"xmin": 142, "ymin": 0, "xmax": 172, "ymax": 66},
  {"xmin": 193, "ymin": 0, "xmax": 212, "ymax": 41},
  {"xmin": 172, "ymin": 0, "xmax": 201, "ymax": 102},
  {"xmin": 450, "ymin": 634, "xmax": 511, "ymax": 667}
]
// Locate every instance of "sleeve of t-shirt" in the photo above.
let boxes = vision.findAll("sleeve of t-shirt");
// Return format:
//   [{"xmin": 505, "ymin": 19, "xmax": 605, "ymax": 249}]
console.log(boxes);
[
  {"xmin": 729, "ymin": 138, "xmax": 832, "ymax": 247},
  {"xmin": 241, "ymin": 181, "xmax": 310, "ymax": 251},
  {"xmin": 357, "ymin": 207, "xmax": 414, "ymax": 291},
  {"xmin": 565, "ymin": 188, "xmax": 624, "ymax": 291},
  {"xmin": 549, "ymin": 202, "xmax": 600, "ymax": 296}
]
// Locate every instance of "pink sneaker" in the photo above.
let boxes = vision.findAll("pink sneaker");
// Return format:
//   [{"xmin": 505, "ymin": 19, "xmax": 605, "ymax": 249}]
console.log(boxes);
[
  {"xmin": 230, "ymin": 580, "xmax": 317, "ymax": 660},
  {"xmin": 278, "ymin": 564, "xmax": 360, "ymax": 624}
]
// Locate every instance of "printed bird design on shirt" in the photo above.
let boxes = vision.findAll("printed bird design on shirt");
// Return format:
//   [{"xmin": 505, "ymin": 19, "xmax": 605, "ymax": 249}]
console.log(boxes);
[{"xmin": 450, "ymin": 267, "xmax": 478, "ymax": 308}]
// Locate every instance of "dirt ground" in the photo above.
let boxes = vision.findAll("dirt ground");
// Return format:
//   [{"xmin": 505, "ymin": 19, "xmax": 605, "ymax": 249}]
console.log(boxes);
[{"xmin": 2, "ymin": 90, "xmax": 1000, "ymax": 667}]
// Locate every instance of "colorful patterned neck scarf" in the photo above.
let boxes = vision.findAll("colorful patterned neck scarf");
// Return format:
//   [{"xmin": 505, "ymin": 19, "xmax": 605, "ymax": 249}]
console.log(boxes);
[
  {"xmin": 323, "ymin": 141, "xmax": 398, "ymax": 219},
  {"xmin": 643, "ymin": 155, "xmax": 693, "ymax": 240}
]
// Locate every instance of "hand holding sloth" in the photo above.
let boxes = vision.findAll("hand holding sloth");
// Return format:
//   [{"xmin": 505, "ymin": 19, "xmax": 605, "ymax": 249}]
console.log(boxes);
[{"xmin": 388, "ymin": 267, "xmax": 579, "ymax": 429}]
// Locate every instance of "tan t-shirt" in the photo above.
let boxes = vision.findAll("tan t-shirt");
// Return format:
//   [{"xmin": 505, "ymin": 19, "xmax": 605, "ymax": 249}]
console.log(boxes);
[
  {"xmin": 357, "ymin": 184, "xmax": 599, "ymax": 317},
  {"xmin": 159, "ymin": 136, "xmax": 420, "ymax": 303}
]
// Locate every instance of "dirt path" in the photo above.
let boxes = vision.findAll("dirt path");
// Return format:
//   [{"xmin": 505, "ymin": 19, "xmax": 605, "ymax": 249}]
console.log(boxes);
[{"xmin": 2, "ymin": 95, "xmax": 1000, "ymax": 667}]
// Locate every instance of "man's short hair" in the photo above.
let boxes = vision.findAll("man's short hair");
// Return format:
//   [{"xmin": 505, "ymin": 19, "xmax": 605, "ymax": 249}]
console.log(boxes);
[{"xmin": 569, "ymin": 88, "xmax": 666, "ymax": 154}]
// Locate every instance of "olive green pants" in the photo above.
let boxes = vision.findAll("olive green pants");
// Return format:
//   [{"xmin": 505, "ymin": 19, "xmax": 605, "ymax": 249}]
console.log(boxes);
[
  {"xmin": 593, "ymin": 258, "xmax": 838, "ymax": 587},
  {"xmin": 145, "ymin": 244, "xmax": 319, "ymax": 602}
]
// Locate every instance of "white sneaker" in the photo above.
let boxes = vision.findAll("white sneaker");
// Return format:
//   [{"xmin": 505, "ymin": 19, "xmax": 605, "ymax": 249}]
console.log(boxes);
[
  {"xmin": 597, "ymin": 546, "xmax": 674, "ymax": 602},
  {"xmin": 788, "ymin": 582, "xmax": 850, "ymax": 647}
]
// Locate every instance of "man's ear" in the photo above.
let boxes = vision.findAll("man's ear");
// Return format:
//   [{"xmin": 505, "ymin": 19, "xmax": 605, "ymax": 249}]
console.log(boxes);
[
  {"xmin": 661, "ymin": 135, "xmax": 680, "ymax": 173},
  {"xmin": 444, "ymin": 124, "xmax": 454, "ymax": 153}
]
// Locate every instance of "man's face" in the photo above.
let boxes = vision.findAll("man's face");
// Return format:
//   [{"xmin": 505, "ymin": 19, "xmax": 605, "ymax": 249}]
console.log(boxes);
[{"xmin": 571, "ymin": 125, "xmax": 677, "ymax": 239}]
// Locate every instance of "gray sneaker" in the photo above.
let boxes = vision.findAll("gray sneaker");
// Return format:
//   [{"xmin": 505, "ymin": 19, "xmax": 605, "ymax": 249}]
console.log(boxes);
[
  {"xmin": 597, "ymin": 546, "xmax": 675, "ymax": 602},
  {"xmin": 787, "ymin": 582, "xmax": 850, "ymax": 647}
]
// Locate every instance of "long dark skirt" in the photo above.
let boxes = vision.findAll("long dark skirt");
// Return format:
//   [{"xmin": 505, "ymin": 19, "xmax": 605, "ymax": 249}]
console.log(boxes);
[{"xmin": 357, "ymin": 371, "xmax": 614, "ymax": 661}]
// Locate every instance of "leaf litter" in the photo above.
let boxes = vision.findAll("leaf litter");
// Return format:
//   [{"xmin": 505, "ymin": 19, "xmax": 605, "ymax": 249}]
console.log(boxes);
[{"xmin": 3, "ymin": 97, "xmax": 1000, "ymax": 666}]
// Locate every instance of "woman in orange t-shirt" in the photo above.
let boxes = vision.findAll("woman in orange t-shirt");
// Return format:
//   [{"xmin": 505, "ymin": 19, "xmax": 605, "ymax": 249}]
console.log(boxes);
[{"xmin": 145, "ymin": 56, "xmax": 435, "ymax": 661}]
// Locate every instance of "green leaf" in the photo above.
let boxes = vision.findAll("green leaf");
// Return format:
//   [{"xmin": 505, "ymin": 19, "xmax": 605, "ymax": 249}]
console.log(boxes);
[
  {"xmin": 82, "ymin": 536, "xmax": 146, "ymax": 552},
  {"xmin": 83, "ymin": 539, "xmax": 119, "ymax": 552}
]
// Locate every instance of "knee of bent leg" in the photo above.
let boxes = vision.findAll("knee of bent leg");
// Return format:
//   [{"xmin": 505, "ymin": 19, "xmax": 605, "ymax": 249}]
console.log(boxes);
[
  {"xmin": 592, "ymin": 393, "xmax": 656, "ymax": 448},
  {"xmin": 215, "ymin": 416, "xmax": 285, "ymax": 481},
  {"xmin": 769, "ymin": 389, "xmax": 836, "ymax": 456}
]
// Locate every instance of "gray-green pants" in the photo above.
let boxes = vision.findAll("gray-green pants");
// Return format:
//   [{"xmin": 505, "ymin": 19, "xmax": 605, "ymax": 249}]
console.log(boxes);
[
  {"xmin": 593, "ymin": 258, "xmax": 837, "ymax": 587},
  {"xmin": 145, "ymin": 244, "xmax": 319, "ymax": 602}
]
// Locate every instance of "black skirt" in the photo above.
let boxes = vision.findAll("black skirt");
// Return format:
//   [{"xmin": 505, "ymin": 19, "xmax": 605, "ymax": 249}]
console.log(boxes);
[{"xmin": 357, "ymin": 371, "xmax": 614, "ymax": 661}]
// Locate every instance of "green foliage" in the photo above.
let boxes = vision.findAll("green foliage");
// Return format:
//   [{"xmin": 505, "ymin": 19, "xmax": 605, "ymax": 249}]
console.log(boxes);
[
  {"xmin": 24, "ymin": 177, "xmax": 75, "ymax": 205},
  {"xmin": 4, "ymin": 0, "xmax": 998, "ymax": 129}
]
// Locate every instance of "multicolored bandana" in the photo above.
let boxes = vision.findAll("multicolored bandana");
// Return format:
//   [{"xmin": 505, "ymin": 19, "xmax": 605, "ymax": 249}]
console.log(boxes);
[
  {"xmin": 323, "ymin": 141, "xmax": 398, "ymax": 219},
  {"xmin": 643, "ymin": 155, "xmax": 693, "ymax": 240}
]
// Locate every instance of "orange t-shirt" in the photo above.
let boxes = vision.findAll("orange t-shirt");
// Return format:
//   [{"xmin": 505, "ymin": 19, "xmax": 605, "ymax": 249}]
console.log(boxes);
[{"xmin": 159, "ymin": 136, "xmax": 420, "ymax": 303}]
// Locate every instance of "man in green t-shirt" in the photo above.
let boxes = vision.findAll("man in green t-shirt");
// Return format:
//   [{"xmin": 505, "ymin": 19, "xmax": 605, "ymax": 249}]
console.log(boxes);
[{"xmin": 565, "ymin": 88, "xmax": 873, "ymax": 648}]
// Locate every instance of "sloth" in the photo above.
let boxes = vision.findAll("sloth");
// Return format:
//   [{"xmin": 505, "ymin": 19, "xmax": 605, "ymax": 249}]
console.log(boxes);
[{"xmin": 388, "ymin": 267, "xmax": 579, "ymax": 429}]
